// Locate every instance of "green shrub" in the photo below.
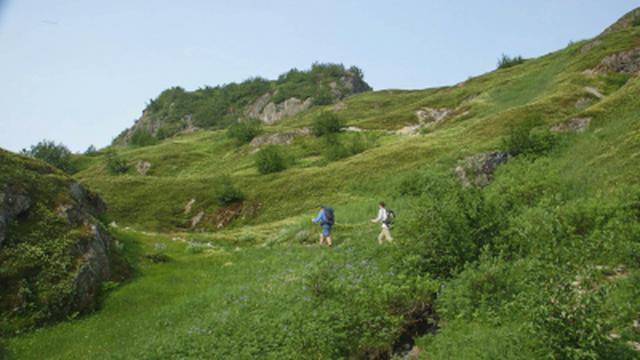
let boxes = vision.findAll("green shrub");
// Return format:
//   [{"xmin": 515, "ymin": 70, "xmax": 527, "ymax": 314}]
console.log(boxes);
[
  {"xmin": 632, "ymin": 15, "xmax": 640, "ymax": 27},
  {"xmin": 129, "ymin": 127, "xmax": 158, "ymax": 147},
  {"xmin": 227, "ymin": 118, "xmax": 263, "ymax": 144},
  {"xmin": 497, "ymin": 54, "xmax": 525, "ymax": 69},
  {"xmin": 84, "ymin": 145, "xmax": 98, "ymax": 155},
  {"xmin": 502, "ymin": 118, "xmax": 557, "ymax": 156},
  {"xmin": 531, "ymin": 280, "xmax": 612, "ymax": 359},
  {"xmin": 312, "ymin": 112, "xmax": 343, "ymax": 137},
  {"xmin": 105, "ymin": 149, "xmax": 129, "ymax": 175},
  {"xmin": 322, "ymin": 134, "xmax": 375, "ymax": 162},
  {"xmin": 397, "ymin": 171, "xmax": 492, "ymax": 278},
  {"xmin": 215, "ymin": 175, "xmax": 245, "ymax": 205},
  {"xmin": 255, "ymin": 145, "xmax": 287, "ymax": 174},
  {"xmin": 21, "ymin": 140, "xmax": 76, "ymax": 174}
]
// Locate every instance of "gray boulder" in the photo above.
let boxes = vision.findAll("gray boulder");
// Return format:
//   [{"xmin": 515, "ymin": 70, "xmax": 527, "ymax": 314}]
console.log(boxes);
[
  {"xmin": 250, "ymin": 128, "xmax": 311, "ymax": 147},
  {"xmin": 454, "ymin": 152, "xmax": 509, "ymax": 187},
  {"xmin": 593, "ymin": 47, "xmax": 640, "ymax": 75},
  {"xmin": 0, "ymin": 188, "xmax": 31, "ymax": 247}
]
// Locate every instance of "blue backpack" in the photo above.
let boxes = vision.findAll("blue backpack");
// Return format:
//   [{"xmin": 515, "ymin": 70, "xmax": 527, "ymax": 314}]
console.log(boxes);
[{"xmin": 324, "ymin": 208, "xmax": 335, "ymax": 226}]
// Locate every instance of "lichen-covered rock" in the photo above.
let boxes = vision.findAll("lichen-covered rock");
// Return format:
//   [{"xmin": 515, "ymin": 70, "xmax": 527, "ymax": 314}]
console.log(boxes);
[
  {"xmin": 551, "ymin": 117, "xmax": 592, "ymax": 133},
  {"xmin": 415, "ymin": 107, "xmax": 452, "ymax": 126},
  {"xmin": 136, "ymin": 160, "xmax": 152, "ymax": 176},
  {"xmin": 249, "ymin": 128, "xmax": 311, "ymax": 147},
  {"xmin": 0, "ymin": 149, "xmax": 119, "ymax": 334},
  {"xmin": 454, "ymin": 151, "xmax": 509, "ymax": 187},
  {"xmin": 0, "ymin": 188, "xmax": 31, "ymax": 247},
  {"xmin": 593, "ymin": 47, "xmax": 640, "ymax": 75},
  {"xmin": 247, "ymin": 96, "xmax": 314, "ymax": 124}
]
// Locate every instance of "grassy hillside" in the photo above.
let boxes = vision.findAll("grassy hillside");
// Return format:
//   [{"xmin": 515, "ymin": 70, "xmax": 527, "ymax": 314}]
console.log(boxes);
[{"xmin": 4, "ymin": 8, "xmax": 640, "ymax": 359}]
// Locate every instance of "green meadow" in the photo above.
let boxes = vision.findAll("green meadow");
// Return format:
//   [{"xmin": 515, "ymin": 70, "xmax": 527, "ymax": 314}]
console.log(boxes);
[{"xmin": 3, "ymin": 9, "xmax": 640, "ymax": 359}]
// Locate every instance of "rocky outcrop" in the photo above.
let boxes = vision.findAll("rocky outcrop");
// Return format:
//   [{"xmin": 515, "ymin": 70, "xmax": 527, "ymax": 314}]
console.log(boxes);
[
  {"xmin": 575, "ymin": 87, "xmax": 604, "ymax": 110},
  {"xmin": 0, "ymin": 150, "xmax": 118, "ymax": 331},
  {"xmin": 397, "ymin": 107, "xmax": 453, "ymax": 136},
  {"xmin": 551, "ymin": 117, "xmax": 592, "ymax": 133},
  {"xmin": 454, "ymin": 152, "xmax": 509, "ymax": 187},
  {"xmin": 136, "ymin": 160, "xmax": 152, "ymax": 176},
  {"xmin": 249, "ymin": 128, "xmax": 311, "ymax": 147},
  {"xmin": 246, "ymin": 94, "xmax": 314, "ymax": 124},
  {"xmin": 0, "ymin": 188, "xmax": 31, "ymax": 247},
  {"xmin": 593, "ymin": 47, "xmax": 640, "ymax": 75},
  {"xmin": 415, "ymin": 107, "xmax": 452, "ymax": 125}
]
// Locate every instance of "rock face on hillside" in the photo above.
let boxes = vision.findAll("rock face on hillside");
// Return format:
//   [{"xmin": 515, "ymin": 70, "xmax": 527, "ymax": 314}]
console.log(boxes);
[
  {"xmin": 0, "ymin": 150, "xmax": 117, "ymax": 333},
  {"xmin": 249, "ymin": 128, "xmax": 311, "ymax": 148},
  {"xmin": 246, "ymin": 95, "xmax": 314, "ymax": 124},
  {"xmin": 594, "ymin": 47, "xmax": 640, "ymax": 75},
  {"xmin": 454, "ymin": 152, "xmax": 509, "ymax": 187}
]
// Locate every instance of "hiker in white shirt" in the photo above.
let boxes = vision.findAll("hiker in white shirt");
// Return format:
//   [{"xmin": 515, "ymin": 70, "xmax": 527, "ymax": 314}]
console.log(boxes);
[{"xmin": 371, "ymin": 201, "xmax": 393, "ymax": 244}]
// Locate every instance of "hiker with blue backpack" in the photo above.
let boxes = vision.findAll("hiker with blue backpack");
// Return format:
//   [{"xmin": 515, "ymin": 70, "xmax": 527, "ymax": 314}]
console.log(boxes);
[
  {"xmin": 372, "ymin": 201, "xmax": 394, "ymax": 244},
  {"xmin": 312, "ymin": 206, "xmax": 334, "ymax": 247}
]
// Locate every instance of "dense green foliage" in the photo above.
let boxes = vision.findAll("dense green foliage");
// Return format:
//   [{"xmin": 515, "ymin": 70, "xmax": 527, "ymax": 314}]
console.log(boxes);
[
  {"xmin": 311, "ymin": 111, "xmax": 344, "ymax": 137},
  {"xmin": 502, "ymin": 117, "xmax": 558, "ymax": 156},
  {"xmin": 215, "ymin": 175, "xmax": 245, "ymax": 205},
  {"xmin": 129, "ymin": 128, "xmax": 158, "ymax": 147},
  {"xmin": 498, "ymin": 54, "xmax": 526, "ymax": 69},
  {"xmin": 227, "ymin": 118, "xmax": 263, "ymax": 144},
  {"xmin": 255, "ymin": 145, "xmax": 288, "ymax": 174},
  {"xmin": 21, "ymin": 140, "xmax": 76, "ymax": 174},
  {"xmin": 104, "ymin": 149, "xmax": 129, "ymax": 175}
]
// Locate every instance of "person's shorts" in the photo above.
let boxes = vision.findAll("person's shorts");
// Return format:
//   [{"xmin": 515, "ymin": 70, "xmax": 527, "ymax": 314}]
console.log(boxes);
[{"xmin": 321, "ymin": 224, "xmax": 332, "ymax": 237}]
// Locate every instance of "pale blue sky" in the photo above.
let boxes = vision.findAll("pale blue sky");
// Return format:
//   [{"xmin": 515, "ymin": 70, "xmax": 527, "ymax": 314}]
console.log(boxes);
[{"xmin": 1, "ymin": 1, "xmax": 638, "ymax": 152}]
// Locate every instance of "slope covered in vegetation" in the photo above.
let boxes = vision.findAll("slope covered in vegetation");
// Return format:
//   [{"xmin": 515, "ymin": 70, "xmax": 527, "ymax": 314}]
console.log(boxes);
[{"xmin": 3, "ymin": 7, "xmax": 640, "ymax": 359}]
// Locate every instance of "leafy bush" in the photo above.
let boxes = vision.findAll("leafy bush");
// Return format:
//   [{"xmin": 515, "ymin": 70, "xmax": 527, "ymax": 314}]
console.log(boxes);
[
  {"xmin": 215, "ymin": 175, "xmax": 245, "ymax": 205},
  {"xmin": 22, "ymin": 140, "xmax": 76, "ymax": 174},
  {"xmin": 312, "ymin": 112, "xmax": 344, "ymax": 137},
  {"xmin": 105, "ymin": 149, "xmax": 129, "ymax": 175},
  {"xmin": 497, "ymin": 54, "xmax": 525, "ymax": 69},
  {"xmin": 397, "ymin": 171, "xmax": 492, "ymax": 278},
  {"xmin": 503, "ymin": 118, "xmax": 557, "ymax": 156},
  {"xmin": 227, "ymin": 118, "xmax": 263, "ymax": 144},
  {"xmin": 255, "ymin": 145, "xmax": 287, "ymax": 174},
  {"xmin": 322, "ymin": 134, "xmax": 375, "ymax": 162},
  {"xmin": 84, "ymin": 145, "xmax": 98, "ymax": 155},
  {"xmin": 531, "ymin": 280, "xmax": 613, "ymax": 359},
  {"xmin": 129, "ymin": 128, "xmax": 158, "ymax": 147}
]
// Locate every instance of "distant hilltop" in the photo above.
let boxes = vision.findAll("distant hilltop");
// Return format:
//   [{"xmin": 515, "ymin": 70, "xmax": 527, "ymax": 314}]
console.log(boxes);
[{"xmin": 113, "ymin": 63, "xmax": 371, "ymax": 146}]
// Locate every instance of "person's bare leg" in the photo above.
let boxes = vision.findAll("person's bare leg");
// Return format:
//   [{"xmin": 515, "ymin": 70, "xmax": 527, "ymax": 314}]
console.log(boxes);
[
  {"xmin": 319, "ymin": 233, "xmax": 325, "ymax": 245},
  {"xmin": 326, "ymin": 236, "xmax": 333, "ymax": 247},
  {"xmin": 378, "ymin": 230, "xmax": 384, "ymax": 245}
]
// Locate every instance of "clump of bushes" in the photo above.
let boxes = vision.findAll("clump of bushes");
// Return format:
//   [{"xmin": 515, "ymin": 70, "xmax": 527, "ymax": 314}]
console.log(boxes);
[
  {"xmin": 129, "ymin": 128, "xmax": 158, "ymax": 147},
  {"xmin": 255, "ymin": 145, "xmax": 288, "ymax": 174},
  {"xmin": 323, "ymin": 134, "xmax": 375, "ymax": 161},
  {"xmin": 312, "ymin": 112, "xmax": 344, "ymax": 137},
  {"xmin": 502, "ymin": 117, "xmax": 557, "ymax": 157},
  {"xmin": 215, "ymin": 175, "xmax": 245, "ymax": 205},
  {"xmin": 21, "ymin": 140, "xmax": 76, "ymax": 174},
  {"xmin": 497, "ymin": 54, "xmax": 525, "ymax": 69},
  {"xmin": 84, "ymin": 145, "xmax": 98, "ymax": 156},
  {"xmin": 227, "ymin": 118, "xmax": 263, "ymax": 144},
  {"xmin": 105, "ymin": 149, "xmax": 129, "ymax": 174}
]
